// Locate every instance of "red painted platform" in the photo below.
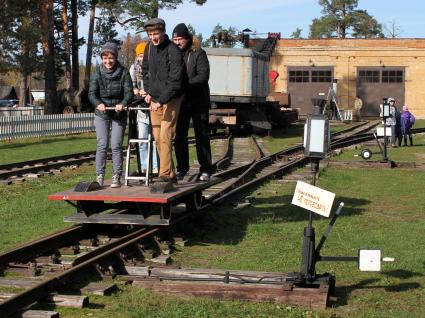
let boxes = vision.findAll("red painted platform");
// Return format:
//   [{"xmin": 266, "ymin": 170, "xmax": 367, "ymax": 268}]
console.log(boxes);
[{"xmin": 48, "ymin": 178, "xmax": 219, "ymax": 204}]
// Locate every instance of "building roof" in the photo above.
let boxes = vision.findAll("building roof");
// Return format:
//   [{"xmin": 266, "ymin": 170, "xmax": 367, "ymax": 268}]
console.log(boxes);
[{"xmin": 277, "ymin": 38, "xmax": 425, "ymax": 49}]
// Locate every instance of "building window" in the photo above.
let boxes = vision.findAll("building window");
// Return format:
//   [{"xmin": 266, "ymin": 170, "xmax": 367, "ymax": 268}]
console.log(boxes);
[
  {"xmin": 289, "ymin": 70, "xmax": 309, "ymax": 83},
  {"xmin": 382, "ymin": 70, "xmax": 403, "ymax": 83},
  {"xmin": 358, "ymin": 70, "xmax": 380, "ymax": 83},
  {"xmin": 311, "ymin": 70, "xmax": 332, "ymax": 82}
]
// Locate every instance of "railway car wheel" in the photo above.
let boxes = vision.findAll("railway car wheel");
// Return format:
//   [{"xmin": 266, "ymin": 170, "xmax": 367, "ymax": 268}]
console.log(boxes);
[
  {"xmin": 77, "ymin": 200, "xmax": 105, "ymax": 216},
  {"xmin": 186, "ymin": 191, "xmax": 203, "ymax": 211},
  {"xmin": 160, "ymin": 204, "xmax": 172, "ymax": 220}
]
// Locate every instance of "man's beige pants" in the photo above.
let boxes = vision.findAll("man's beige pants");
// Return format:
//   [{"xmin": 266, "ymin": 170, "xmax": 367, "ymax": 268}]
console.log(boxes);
[{"xmin": 150, "ymin": 96, "xmax": 182, "ymax": 179}]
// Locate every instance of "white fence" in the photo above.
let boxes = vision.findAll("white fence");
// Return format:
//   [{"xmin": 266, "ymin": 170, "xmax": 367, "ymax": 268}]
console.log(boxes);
[{"xmin": 0, "ymin": 113, "xmax": 95, "ymax": 141}]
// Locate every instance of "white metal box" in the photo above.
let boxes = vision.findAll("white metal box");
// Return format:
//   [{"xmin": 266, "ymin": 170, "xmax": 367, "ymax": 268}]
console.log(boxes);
[{"xmin": 204, "ymin": 48, "xmax": 269, "ymax": 103}]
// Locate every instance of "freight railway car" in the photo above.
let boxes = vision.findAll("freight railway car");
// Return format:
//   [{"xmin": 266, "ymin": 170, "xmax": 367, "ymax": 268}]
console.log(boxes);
[{"xmin": 206, "ymin": 34, "xmax": 298, "ymax": 132}]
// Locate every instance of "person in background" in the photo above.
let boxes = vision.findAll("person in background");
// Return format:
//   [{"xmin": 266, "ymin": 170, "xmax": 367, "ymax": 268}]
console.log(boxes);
[
  {"xmin": 386, "ymin": 97, "xmax": 398, "ymax": 147},
  {"xmin": 129, "ymin": 42, "xmax": 159, "ymax": 175},
  {"xmin": 172, "ymin": 23, "xmax": 212, "ymax": 182},
  {"xmin": 400, "ymin": 105, "xmax": 415, "ymax": 146},
  {"xmin": 395, "ymin": 104, "xmax": 403, "ymax": 147},
  {"xmin": 354, "ymin": 95, "xmax": 363, "ymax": 122},
  {"xmin": 142, "ymin": 18, "xmax": 184, "ymax": 184},
  {"xmin": 89, "ymin": 42, "xmax": 133, "ymax": 188}
]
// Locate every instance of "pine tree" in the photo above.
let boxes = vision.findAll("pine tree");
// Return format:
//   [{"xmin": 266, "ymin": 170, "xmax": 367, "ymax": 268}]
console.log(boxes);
[
  {"xmin": 0, "ymin": 1, "xmax": 43, "ymax": 107},
  {"xmin": 309, "ymin": 0, "xmax": 383, "ymax": 39},
  {"xmin": 351, "ymin": 10, "xmax": 384, "ymax": 38},
  {"xmin": 40, "ymin": 0, "xmax": 59, "ymax": 113},
  {"xmin": 290, "ymin": 28, "xmax": 303, "ymax": 39}
]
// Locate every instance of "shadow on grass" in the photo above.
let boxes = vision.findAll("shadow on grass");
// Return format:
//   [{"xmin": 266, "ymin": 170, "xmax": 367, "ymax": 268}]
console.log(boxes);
[
  {"xmin": 85, "ymin": 303, "xmax": 107, "ymax": 309},
  {"xmin": 31, "ymin": 302, "xmax": 106, "ymax": 312},
  {"xmin": 331, "ymin": 278, "xmax": 422, "ymax": 307},
  {"xmin": 252, "ymin": 194, "xmax": 369, "ymax": 218},
  {"xmin": 268, "ymin": 123, "xmax": 305, "ymax": 139},
  {"xmin": 383, "ymin": 269, "xmax": 423, "ymax": 279},
  {"xmin": 178, "ymin": 193, "xmax": 370, "ymax": 247}
]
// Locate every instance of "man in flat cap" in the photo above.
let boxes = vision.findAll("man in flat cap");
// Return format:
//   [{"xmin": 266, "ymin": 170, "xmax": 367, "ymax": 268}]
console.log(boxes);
[
  {"xmin": 142, "ymin": 18, "xmax": 184, "ymax": 183},
  {"xmin": 172, "ymin": 23, "xmax": 212, "ymax": 182}
]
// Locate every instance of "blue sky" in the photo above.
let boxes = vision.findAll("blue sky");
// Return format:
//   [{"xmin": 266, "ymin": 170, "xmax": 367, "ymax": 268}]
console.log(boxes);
[{"xmin": 80, "ymin": 0, "xmax": 425, "ymax": 60}]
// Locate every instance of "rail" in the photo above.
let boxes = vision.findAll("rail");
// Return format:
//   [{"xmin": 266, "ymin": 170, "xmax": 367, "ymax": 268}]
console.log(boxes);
[{"xmin": 0, "ymin": 113, "xmax": 95, "ymax": 141}]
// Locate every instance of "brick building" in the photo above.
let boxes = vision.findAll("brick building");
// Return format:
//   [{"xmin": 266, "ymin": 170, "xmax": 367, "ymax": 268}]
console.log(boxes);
[{"xmin": 269, "ymin": 39, "xmax": 425, "ymax": 118}]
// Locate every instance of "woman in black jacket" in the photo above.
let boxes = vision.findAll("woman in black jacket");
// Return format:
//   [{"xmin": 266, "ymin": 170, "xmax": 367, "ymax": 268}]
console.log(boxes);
[{"xmin": 88, "ymin": 42, "xmax": 133, "ymax": 188}]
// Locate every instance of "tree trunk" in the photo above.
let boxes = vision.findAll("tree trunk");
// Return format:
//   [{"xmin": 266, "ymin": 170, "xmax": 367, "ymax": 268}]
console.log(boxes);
[
  {"xmin": 40, "ymin": 0, "xmax": 58, "ymax": 114},
  {"xmin": 19, "ymin": 73, "xmax": 27, "ymax": 108},
  {"xmin": 28, "ymin": 75, "xmax": 33, "ymax": 105},
  {"xmin": 152, "ymin": 0, "xmax": 159, "ymax": 18},
  {"xmin": 62, "ymin": 0, "xmax": 72, "ymax": 90},
  {"xmin": 19, "ymin": 29, "xmax": 29, "ymax": 108},
  {"xmin": 341, "ymin": 6, "xmax": 347, "ymax": 38},
  {"xmin": 71, "ymin": 0, "xmax": 79, "ymax": 90},
  {"xmin": 84, "ymin": 2, "xmax": 96, "ymax": 89}
]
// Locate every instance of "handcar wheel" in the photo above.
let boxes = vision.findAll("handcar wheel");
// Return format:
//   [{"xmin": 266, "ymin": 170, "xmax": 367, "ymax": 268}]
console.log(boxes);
[
  {"xmin": 160, "ymin": 204, "xmax": 172, "ymax": 220},
  {"xmin": 186, "ymin": 191, "xmax": 203, "ymax": 211}
]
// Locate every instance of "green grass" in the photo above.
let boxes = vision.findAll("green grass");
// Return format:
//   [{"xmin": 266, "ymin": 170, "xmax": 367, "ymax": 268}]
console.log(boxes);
[
  {"xmin": 262, "ymin": 123, "xmax": 304, "ymax": 153},
  {"xmin": 0, "ymin": 165, "xmax": 95, "ymax": 252},
  {"xmin": 0, "ymin": 133, "xmax": 97, "ymax": 165},
  {"xmin": 1, "ymin": 123, "xmax": 424, "ymax": 317},
  {"xmin": 39, "ymin": 164, "xmax": 425, "ymax": 318},
  {"xmin": 0, "ymin": 127, "xmax": 197, "ymax": 166},
  {"xmin": 333, "ymin": 131, "xmax": 425, "ymax": 163}
]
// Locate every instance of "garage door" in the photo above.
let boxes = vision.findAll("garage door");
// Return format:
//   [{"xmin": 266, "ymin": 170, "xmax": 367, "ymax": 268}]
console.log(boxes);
[
  {"xmin": 357, "ymin": 67, "xmax": 405, "ymax": 117},
  {"xmin": 287, "ymin": 67, "xmax": 333, "ymax": 116}
]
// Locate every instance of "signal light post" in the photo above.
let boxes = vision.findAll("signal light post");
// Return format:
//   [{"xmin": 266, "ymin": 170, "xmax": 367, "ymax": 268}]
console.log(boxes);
[
  {"xmin": 300, "ymin": 98, "xmax": 330, "ymax": 282},
  {"xmin": 294, "ymin": 98, "xmax": 394, "ymax": 289},
  {"xmin": 381, "ymin": 98, "xmax": 391, "ymax": 162}
]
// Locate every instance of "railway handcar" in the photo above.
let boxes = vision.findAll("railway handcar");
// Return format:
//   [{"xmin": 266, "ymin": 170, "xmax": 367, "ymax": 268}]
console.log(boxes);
[{"xmin": 48, "ymin": 176, "xmax": 219, "ymax": 226}]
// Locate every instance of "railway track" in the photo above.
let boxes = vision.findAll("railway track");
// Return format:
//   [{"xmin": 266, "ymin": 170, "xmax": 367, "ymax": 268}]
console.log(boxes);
[
  {"xmin": 0, "ymin": 121, "xmax": 410, "ymax": 316},
  {"xmin": 0, "ymin": 134, "xmax": 262, "ymax": 316}
]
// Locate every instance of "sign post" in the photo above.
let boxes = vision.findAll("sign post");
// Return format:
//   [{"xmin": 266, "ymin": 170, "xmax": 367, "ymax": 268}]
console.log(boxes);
[
  {"xmin": 380, "ymin": 98, "xmax": 391, "ymax": 162},
  {"xmin": 293, "ymin": 180, "xmax": 335, "ymax": 281},
  {"xmin": 295, "ymin": 99, "xmax": 394, "ymax": 289},
  {"xmin": 300, "ymin": 98, "xmax": 330, "ymax": 283}
]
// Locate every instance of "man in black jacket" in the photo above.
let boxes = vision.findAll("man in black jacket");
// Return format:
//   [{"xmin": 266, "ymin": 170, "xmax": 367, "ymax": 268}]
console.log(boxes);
[
  {"xmin": 142, "ymin": 18, "xmax": 184, "ymax": 183},
  {"xmin": 172, "ymin": 23, "xmax": 212, "ymax": 182}
]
